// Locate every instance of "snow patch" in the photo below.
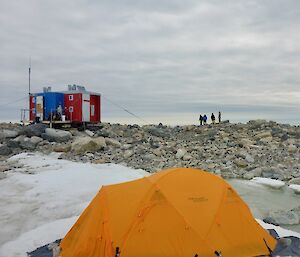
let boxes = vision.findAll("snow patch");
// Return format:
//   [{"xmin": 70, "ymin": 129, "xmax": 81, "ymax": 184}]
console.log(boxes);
[
  {"xmin": 0, "ymin": 153, "xmax": 148, "ymax": 257},
  {"xmin": 250, "ymin": 177, "xmax": 285, "ymax": 189},
  {"xmin": 289, "ymin": 184, "xmax": 300, "ymax": 194}
]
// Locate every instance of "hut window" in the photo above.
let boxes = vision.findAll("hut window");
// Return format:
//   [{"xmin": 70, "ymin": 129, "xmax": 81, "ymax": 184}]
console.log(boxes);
[
  {"xmin": 69, "ymin": 106, "xmax": 74, "ymax": 113},
  {"xmin": 69, "ymin": 95, "xmax": 74, "ymax": 101}
]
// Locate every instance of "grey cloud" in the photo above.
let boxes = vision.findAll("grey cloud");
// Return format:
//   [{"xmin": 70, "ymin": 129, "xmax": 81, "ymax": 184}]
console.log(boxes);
[{"xmin": 0, "ymin": 0, "xmax": 299, "ymax": 123}]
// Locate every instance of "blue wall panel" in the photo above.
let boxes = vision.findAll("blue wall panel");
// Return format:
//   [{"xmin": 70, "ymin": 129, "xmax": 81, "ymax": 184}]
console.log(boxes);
[{"xmin": 43, "ymin": 92, "xmax": 64, "ymax": 120}]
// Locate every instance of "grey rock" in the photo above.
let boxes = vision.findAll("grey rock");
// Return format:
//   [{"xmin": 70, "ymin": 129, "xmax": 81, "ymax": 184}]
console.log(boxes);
[
  {"xmin": 243, "ymin": 167, "xmax": 263, "ymax": 180},
  {"xmin": 254, "ymin": 131, "xmax": 272, "ymax": 140},
  {"xmin": 42, "ymin": 128, "xmax": 72, "ymax": 143},
  {"xmin": 121, "ymin": 144, "xmax": 132, "ymax": 150},
  {"xmin": 96, "ymin": 130, "xmax": 110, "ymax": 137},
  {"xmin": 183, "ymin": 154, "xmax": 193, "ymax": 161},
  {"xmin": 0, "ymin": 129, "xmax": 19, "ymax": 139},
  {"xmin": 0, "ymin": 165, "xmax": 10, "ymax": 172},
  {"xmin": 0, "ymin": 173, "xmax": 6, "ymax": 179},
  {"xmin": 245, "ymin": 154, "xmax": 255, "ymax": 163},
  {"xmin": 146, "ymin": 127, "xmax": 169, "ymax": 138},
  {"xmin": 72, "ymin": 136, "xmax": 106, "ymax": 154},
  {"xmin": 7, "ymin": 139, "xmax": 20, "ymax": 148},
  {"xmin": 20, "ymin": 137, "xmax": 38, "ymax": 150},
  {"xmin": 265, "ymin": 210, "xmax": 299, "ymax": 225},
  {"xmin": 85, "ymin": 129, "xmax": 95, "ymax": 137},
  {"xmin": 287, "ymin": 144, "xmax": 297, "ymax": 153},
  {"xmin": 0, "ymin": 145, "xmax": 12, "ymax": 155},
  {"xmin": 22, "ymin": 123, "xmax": 47, "ymax": 137},
  {"xmin": 30, "ymin": 136, "xmax": 43, "ymax": 145},
  {"xmin": 53, "ymin": 143, "xmax": 72, "ymax": 152},
  {"xmin": 124, "ymin": 150, "xmax": 134, "ymax": 159},
  {"xmin": 105, "ymin": 138, "xmax": 121, "ymax": 148},
  {"xmin": 288, "ymin": 177, "xmax": 300, "ymax": 185},
  {"xmin": 152, "ymin": 148, "xmax": 162, "ymax": 157},
  {"xmin": 234, "ymin": 159, "xmax": 248, "ymax": 168},
  {"xmin": 176, "ymin": 148, "xmax": 187, "ymax": 159}
]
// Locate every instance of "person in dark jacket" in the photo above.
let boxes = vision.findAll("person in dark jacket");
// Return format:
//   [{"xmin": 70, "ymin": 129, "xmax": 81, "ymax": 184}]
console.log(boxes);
[
  {"xmin": 218, "ymin": 111, "xmax": 221, "ymax": 123},
  {"xmin": 203, "ymin": 114, "xmax": 208, "ymax": 125},
  {"xmin": 211, "ymin": 113, "xmax": 216, "ymax": 124},
  {"xmin": 199, "ymin": 114, "xmax": 203, "ymax": 126}
]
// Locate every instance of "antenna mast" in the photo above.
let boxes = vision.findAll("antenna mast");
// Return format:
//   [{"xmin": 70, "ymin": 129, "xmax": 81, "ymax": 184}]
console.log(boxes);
[{"xmin": 29, "ymin": 57, "xmax": 31, "ymax": 96}]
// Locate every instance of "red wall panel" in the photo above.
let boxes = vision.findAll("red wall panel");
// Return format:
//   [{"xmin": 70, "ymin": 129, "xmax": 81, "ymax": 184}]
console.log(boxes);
[
  {"xmin": 29, "ymin": 95, "xmax": 35, "ymax": 121},
  {"xmin": 90, "ymin": 95, "xmax": 101, "ymax": 122},
  {"xmin": 64, "ymin": 93, "xmax": 82, "ymax": 122}
]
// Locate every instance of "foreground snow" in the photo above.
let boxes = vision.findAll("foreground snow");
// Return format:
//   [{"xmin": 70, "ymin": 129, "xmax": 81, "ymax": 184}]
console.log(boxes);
[
  {"xmin": 0, "ymin": 153, "xmax": 148, "ymax": 257},
  {"xmin": 0, "ymin": 153, "xmax": 299, "ymax": 257}
]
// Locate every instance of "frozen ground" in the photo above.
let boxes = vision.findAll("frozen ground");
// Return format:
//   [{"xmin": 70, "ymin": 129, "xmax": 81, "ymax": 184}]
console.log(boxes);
[
  {"xmin": 0, "ymin": 153, "xmax": 299, "ymax": 257},
  {"xmin": 0, "ymin": 153, "xmax": 148, "ymax": 257}
]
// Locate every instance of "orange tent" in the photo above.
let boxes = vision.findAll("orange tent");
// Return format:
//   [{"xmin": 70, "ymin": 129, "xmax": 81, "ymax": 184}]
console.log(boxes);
[{"xmin": 61, "ymin": 168, "xmax": 276, "ymax": 257}]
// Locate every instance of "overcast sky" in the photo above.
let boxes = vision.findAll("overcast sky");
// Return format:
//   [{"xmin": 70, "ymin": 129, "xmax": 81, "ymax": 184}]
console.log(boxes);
[{"xmin": 0, "ymin": 0, "xmax": 299, "ymax": 123}]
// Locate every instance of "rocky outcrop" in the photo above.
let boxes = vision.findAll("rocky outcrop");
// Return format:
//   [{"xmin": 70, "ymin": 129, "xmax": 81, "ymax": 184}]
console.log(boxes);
[
  {"xmin": 0, "ymin": 144, "xmax": 12, "ymax": 155},
  {"xmin": 42, "ymin": 128, "xmax": 72, "ymax": 143},
  {"xmin": 0, "ymin": 129, "xmax": 18, "ymax": 139},
  {"xmin": 0, "ymin": 120, "xmax": 299, "ymax": 181},
  {"xmin": 21, "ymin": 123, "xmax": 47, "ymax": 137},
  {"xmin": 71, "ymin": 137, "xmax": 106, "ymax": 154},
  {"xmin": 264, "ymin": 208, "xmax": 300, "ymax": 225}
]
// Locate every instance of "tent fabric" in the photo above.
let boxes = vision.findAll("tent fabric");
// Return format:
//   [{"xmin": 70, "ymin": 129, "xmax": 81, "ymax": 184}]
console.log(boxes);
[{"xmin": 60, "ymin": 168, "xmax": 277, "ymax": 257}]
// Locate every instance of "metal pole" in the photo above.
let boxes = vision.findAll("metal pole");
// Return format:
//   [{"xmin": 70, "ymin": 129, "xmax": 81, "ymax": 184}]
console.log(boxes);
[
  {"xmin": 29, "ymin": 57, "xmax": 31, "ymax": 96},
  {"xmin": 28, "ymin": 58, "xmax": 31, "ymax": 123}
]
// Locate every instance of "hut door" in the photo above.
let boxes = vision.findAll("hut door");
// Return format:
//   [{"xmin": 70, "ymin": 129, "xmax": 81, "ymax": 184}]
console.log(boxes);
[
  {"xmin": 36, "ymin": 95, "xmax": 44, "ymax": 121},
  {"xmin": 82, "ymin": 94, "xmax": 90, "ymax": 122}
]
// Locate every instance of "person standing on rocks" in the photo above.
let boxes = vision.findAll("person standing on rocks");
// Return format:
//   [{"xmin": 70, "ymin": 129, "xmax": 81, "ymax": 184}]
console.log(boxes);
[
  {"xmin": 199, "ymin": 114, "xmax": 203, "ymax": 126},
  {"xmin": 218, "ymin": 111, "xmax": 221, "ymax": 123},
  {"xmin": 211, "ymin": 113, "xmax": 216, "ymax": 124},
  {"xmin": 203, "ymin": 114, "xmax": 208, "ymax": 125}
]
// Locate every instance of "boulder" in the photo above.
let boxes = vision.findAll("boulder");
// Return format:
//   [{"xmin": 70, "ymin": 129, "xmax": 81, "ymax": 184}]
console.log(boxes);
[
  {"xmin": 288, "ymin": 177, "xmax": 300, "ymax": 185},
  {"xmin": 0, "ymin": 129, "xmax": 19, "ymax": 139},
  {"xmin": 234, "ymin": 159, "xmax": 248, "ymax": 168},
  {"xmin": 254, "ymin": 131, "xmax": 272, "ymax": 140},
  {"xmin": 96, "ymin": 130, "xmax": 110, "ymax": 137},
  {"xmin": 30, "ymin": 136, "xmax": 43, "ymax": 145},
  {"xmin": 53, "ymin": 143, "xmax": 72, "ymax": 153},
  {"xmin": 146, "ymin": 127, "xmax": 169, "ymax": 138},
  {"xmin": 42, "ymin": 128, "xmax": 72, "ymax": 143},
  {"xmin": 265, "ymin": 210, "xmax": 299, "ymax": 225},
  {"xmin": 248, "ymin": 119, "xmax": 267, "ymax": 129},
  {"xmin": 105, "ymin": 138, "xmax": 121, "ymax": 148},
  {"xmin": 152, "ymin": 148, "xmax": 162, "ymax": 157},
  {"xmin": 245, "ymin": 154, "xmax": 254, "ymax": 163},
  {"xmin": 176, "ymin": 148, "xmax": 187, "ymax": 159},
  {"xmin": 22, "ymin": 123, "xmax": 47, "ymax": 137},
  {"xmin": 287, "ymin": 145, "xmax": 297, "ymax": 153},
  {"xmin": 72, "ymin": 137, "xmax": 106, "ymax": 154},
  {"xmin": 243, "ymin": 167, "xmax": 262, "ymax": 180},
  {"xmin": 85, "ymin": 129, "xmax": 95, "ymax": 137},
  {"xmin": 7, "ymin": 139, "xmax": 20, "ymax": 148},
  {"xmin": 121, "ymin": 144, "xmax": 132, "ymax": 150},
  {"xmin": 0, "ymin": 144, "xmax": 12, "ymax": 155},
  {"xmin": 183, "ymin": 154, "xmax": 193, "ymax": 161},
  {"xmin": 123, "ymin": 150, "xmax": 134, "ymax": 159},
  {"xmin": 20, "ymin": 137, "xmax": 37, "ymax": 150},
  {"xmin": 0, "ymin": 165, "xmax": 10, "ymax": 172}
]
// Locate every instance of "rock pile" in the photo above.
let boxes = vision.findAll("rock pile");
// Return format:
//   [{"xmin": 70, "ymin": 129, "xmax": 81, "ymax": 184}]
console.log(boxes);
[{"xmin": 0, "ymin": 120, "xmax": 299, "ymax": 184}]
